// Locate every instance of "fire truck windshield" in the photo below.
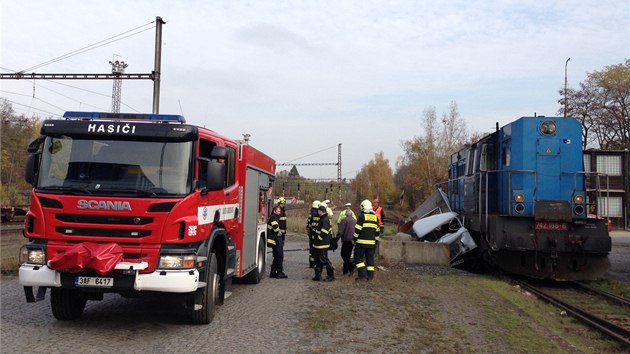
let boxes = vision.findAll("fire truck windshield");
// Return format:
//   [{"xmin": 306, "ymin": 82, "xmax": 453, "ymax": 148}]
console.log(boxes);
[{"xmin": 37, "ymin": 136, "xmax": 193, "ymax": 196}]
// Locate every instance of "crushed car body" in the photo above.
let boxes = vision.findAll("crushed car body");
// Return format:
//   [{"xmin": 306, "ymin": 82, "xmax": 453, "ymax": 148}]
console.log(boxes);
[{"xmin": 400, "ymin": 188, "xmax": 477, "ymax": 266}]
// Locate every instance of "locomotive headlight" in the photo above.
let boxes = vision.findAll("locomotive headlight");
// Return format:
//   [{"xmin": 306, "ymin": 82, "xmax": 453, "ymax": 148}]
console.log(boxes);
[
  {"xmin": 514, "ymin": 193, "xmax": 525, "ymax": 203},
  {"xmin": 574, "ymin": 194, "xmax": 585, "ymax": 204},
  {"xmin": 540, "ymin": 120, "xmax": 557, "ymax": 136},
  {"xmin": 19, "ymin": 246, "xmax": 46, "ymax": 265},
  {"xmin": 158, "ymin": 254, "xmax": 196, "ymax": 269}
]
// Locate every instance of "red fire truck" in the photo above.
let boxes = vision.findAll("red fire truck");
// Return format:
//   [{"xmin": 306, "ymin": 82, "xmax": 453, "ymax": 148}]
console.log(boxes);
[{"xmin": 19, "ymin": 111, "xmax": 275, "ymax": 324}]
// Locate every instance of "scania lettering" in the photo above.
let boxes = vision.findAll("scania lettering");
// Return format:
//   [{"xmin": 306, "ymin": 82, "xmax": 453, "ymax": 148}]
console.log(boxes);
[
  {"xmin": 19, "ymin": 111, "xmax": 276, "ymax": 324},
  {"xmin": 77, "ymin": 200, "xmax": 132, "ymax": 211}
]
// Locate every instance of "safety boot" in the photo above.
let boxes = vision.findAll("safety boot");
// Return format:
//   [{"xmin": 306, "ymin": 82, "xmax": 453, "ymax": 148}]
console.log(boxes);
[
  {"xmin": 277, "ymin": 265, "xmax": 288, "ymax": 279},
  {"xmin": 269, "ymin": 264, "xmax": 278, "ymax": 278},
  {"xmin": 312, "ymin": 267, "xmax": 322, "ymax": 281},
  {"xmin": 323, "ymin": 265, "xmax": 335, "ymax": 282}
]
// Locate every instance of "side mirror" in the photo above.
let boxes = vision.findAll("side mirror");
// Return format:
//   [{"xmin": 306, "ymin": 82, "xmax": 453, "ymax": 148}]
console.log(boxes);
[
  {"xmin": 25, "ymin": 153, "xmax": 40, "ymax": 186},
  {"xmin": 27, "ymin": 136, "xmax": 45, "ymax": 153},
  {"xmin": 210, "ymin": 146, "xmax": 228, "ymax": 160},
  {"xmin": 205, "ymin": 160, "xmax": 225, "ymax": 191}
]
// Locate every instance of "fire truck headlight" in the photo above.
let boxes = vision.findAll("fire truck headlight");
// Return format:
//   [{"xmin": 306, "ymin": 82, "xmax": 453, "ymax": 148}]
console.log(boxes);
[
  {"xmin": 158, "ymin": 254, "xmax": 196, "ymax": 269},
  {"xmin": 19, "ymin": 246, "xmax": 46, "ymax": 265},
  {"xmin": 574, "ymin": 194, "xmax": 585, "ymax": 204},
  {"xmin": 514, "ymin": 193, "xmax": 525, "ymax": 203}
]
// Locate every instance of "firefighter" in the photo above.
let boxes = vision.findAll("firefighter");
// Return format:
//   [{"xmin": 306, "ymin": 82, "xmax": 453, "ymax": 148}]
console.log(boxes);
[
  {"xmin": 336, "ymin": 205, "xmax": 357, "ymax": 275},
  {"xmin": 278, "ymin": 197, "xmax": 287, "ymax": 235},
  {"xmin": 321, "ymin": 199, "xmax": 334, "ymax": 219},
  {"xmin": 373, "ymin": 198, "xmax": 385, "ymax": 237},
  {"xmin": 306, "ymin": 200, "xmax": 320, "ymax": 268},
  {"xmin": 354, "ymin": 199, "xmax": 379, "ymax": 281},
  {"xmin": 268, "ymin": 205, "xmax": 287, "ymax": 279},
  {"xmin": 313, "ymin": 204, "xmax": 334, "ymax": 281}
]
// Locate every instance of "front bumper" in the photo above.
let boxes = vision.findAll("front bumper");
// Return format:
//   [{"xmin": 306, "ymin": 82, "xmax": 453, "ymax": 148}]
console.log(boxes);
[{"xmin": 19, "ymin": 261, "xmax": 200, "ymax": 293}]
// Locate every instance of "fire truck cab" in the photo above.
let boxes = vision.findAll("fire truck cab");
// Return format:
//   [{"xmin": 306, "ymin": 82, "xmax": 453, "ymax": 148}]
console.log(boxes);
[{"xmin": 19, "ymin": 111, "xmax": 275, "ymax": 324}]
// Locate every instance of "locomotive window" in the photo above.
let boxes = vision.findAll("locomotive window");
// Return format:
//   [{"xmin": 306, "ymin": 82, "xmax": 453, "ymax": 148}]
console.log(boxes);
[
  {"xmin": 480, "ymin": 144, "xmax": 497, "ymax": 171},
  {"xmin": 501, "ymin": 140, "xmax": 510, "ymax": 167},
  {"xmin": 468, "ymin": 146, "xmax": 479, "ymax": 175}
]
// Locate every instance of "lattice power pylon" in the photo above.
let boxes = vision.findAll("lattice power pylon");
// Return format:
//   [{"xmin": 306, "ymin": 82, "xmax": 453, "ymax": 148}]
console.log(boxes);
[{"xmin": 109, "ymin": 59, "xmax": 128, "ymax": 113}]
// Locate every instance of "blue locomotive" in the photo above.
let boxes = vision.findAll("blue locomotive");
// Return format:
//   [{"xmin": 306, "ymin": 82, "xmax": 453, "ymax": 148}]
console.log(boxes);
[{"xmin": 446, "ymin": 116, "xmax": 611, "ymax": 280}]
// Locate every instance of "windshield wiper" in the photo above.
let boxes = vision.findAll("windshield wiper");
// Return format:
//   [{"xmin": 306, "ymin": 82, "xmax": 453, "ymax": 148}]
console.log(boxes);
[
  {"xmin": 93, "ymin": 187, "xmax": 158, "ymax": 197},
  {"xmin": 40, "ymin": 185, "xmax": 92, "ymax": 195}
]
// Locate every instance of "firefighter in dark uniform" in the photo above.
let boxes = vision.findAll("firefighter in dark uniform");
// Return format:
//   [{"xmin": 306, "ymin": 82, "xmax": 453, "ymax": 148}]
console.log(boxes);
[
  {"xmin": 306, "ymin": 200, "xmax": 320, "ymax": 268},
  {"xmin": 267, "ymin": 205, "xmax": 287, "ymax": 278},
  {"xmin": 275, "ymin": 197, "xmax": 288, "ymax": 278},
  {"xmin": 354, "ymin": 199, "xmax": 380, "ymax": 281},
  {"xmin": 278, "ymin": 197, "xmax": 287, "ymax": 235},
  {"xmin": 313, "ymin": 204, "xmax": 334, "ymax": 281}
]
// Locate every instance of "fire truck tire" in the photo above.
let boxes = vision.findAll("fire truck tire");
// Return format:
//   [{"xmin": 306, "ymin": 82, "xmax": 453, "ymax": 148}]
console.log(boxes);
[
  {"xmin": 191, "ymin": 253, "xmax": 218, "ymax": 324},
  {"xmin": 242, "ymin": 237, "xmax": 266, "ymax": 284},
  {"xmin": 50, "ymin": 288, "xmax": 87, "ymax": 320}
]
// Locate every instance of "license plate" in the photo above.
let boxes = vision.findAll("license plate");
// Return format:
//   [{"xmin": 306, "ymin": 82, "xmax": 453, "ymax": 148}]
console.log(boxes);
[
  {"xmin": 535, "ymin": 222, "xmax": 568, "ymax": 231},
  {"xmin": 75, "ymin": 276, "xmax": 114, "ymax": 287}
]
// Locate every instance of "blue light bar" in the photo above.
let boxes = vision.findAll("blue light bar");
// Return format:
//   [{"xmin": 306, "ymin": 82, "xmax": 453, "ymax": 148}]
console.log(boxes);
[{"xmin": 63, "ymin": 111, "xmax": 186, "ymax": 123}]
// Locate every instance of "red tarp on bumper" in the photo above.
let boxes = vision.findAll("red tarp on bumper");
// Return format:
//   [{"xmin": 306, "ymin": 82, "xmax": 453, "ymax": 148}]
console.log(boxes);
[{"xmin": 48, "ymin": 243, "xmax": 123, "ymax": 275}]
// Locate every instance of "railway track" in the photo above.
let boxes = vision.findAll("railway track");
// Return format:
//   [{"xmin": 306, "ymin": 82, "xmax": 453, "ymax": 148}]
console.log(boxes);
[{"xmin": 513, "ymin": 277, "xmax": 630, "ymax": 347}]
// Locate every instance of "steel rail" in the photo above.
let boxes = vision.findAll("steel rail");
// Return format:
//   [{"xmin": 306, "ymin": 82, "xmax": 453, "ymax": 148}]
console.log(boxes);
[
  {"xmin": 572, "ymin": 281, "xmax": 630, "ymax": 307},
  {"xmin": 515, "ymin": 279, "xmax": 630, "ymax": 347}
]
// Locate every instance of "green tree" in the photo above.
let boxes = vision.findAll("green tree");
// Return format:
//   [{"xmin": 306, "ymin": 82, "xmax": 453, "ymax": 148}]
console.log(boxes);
[
  {"xmin": 1, "ymin": 100, "xmax": 41, "ymax": 206},
  {"xmin": 396, "ymin": 102, "xmax": 469, "ymax": 210},
  {"xmin": 354, "ymin": 151, "xmax": 396, "ymax": 204},
  {"xmin": 288, "ymin": 165, "xmax": 300, "ymax": 177},
  {"xmin": 559, "ymin": 60, "xmax": 630, "ymax": 150}
]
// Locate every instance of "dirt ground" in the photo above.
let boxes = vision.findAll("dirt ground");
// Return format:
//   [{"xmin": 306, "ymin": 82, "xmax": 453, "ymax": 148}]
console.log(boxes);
[
  {"xmin": 3, "ymin": 229, "xmax": 629, "ymax": 353},
  {"xmin": 297, "ymin": 231, "xmax": 630, "ymax": 353}
]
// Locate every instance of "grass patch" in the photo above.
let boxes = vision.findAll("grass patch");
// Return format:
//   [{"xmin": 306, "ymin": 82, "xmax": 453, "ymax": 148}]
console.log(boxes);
[
  {"xmin": 589, "ymin": 278, "xmax": 630, "ymax": 298},
  {"xmin": 477, "ymin": 277, "xmax": 623, "ymax": 353},
  {"xmin": 1, "ymin": 257, "xmax": 20, "ymax": 275}
]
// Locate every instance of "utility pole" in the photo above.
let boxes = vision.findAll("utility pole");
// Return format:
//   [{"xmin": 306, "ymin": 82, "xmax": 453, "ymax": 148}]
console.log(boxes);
[
  {"xmin": 0, "ymin": 16, "xmax": 164, "ymax": 113},
  {"xmin": 564, "ymin": 57, "xmax": 570, "ymax": 117},
  {"xmin": 109, "ymin": 58, "xmax": 128, "ymax": 113},
  {"xmin": 152, "ymin": 16, "xmax": 165, "ymax": 114}
]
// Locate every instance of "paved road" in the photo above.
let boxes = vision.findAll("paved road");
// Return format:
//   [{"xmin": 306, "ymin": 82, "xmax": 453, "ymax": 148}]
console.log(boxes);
[{"xmin": 1, "ymin": 240, "xmax": 316, "ymax": 354}]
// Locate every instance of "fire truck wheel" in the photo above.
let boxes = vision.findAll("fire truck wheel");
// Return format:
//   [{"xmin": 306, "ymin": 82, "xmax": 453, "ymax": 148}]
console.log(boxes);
[
  {"xmin": 191, "ymin": 253, "xmax": 218, "ymax": 324},
  {"xmin": 50, "ymin": 288, "xmax": 87, "ymax": 320},
  {"xmin": 242, "ymin": 237, "xmax": 266, "ymax": 284}
]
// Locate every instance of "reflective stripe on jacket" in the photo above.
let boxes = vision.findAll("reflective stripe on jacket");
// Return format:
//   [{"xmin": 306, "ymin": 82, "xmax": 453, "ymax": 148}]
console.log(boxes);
[
  {"xmin": 279, "ymin": 207, "xmax": 287, "ymax": 233},
  {"xmin": 267, "ymin": 213, "xmax": 280, "ymax": 247},
  {"xmin": 354, "ymin": 212, "xmax": 379, "ymax": 248},
  {"xmin": 314, "ymin": 214, "xmax": 332, "ymax": 249}
]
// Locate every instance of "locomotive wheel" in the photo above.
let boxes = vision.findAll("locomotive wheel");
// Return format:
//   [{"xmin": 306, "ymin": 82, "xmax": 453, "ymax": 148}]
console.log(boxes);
[
  {"xmin": 191, "ymin": 253, "xmax": 218, "ymax": 324},
  {"xmin": 242, "ymin": 237, "xmax": 266, "ymax": 284},
  {"xmin": 50, "ymin": 288, "xmax": 87, "ymax": 320}
]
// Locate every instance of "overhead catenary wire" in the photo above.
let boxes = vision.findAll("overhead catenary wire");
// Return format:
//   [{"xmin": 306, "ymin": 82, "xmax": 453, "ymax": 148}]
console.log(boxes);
[
  {"xmin": 282, "ymin": 144, "xmax": 338, "ymax": 164},
  {"xmin": 19, "ymin": 21, "xmax": 155, "ymax": 73}
]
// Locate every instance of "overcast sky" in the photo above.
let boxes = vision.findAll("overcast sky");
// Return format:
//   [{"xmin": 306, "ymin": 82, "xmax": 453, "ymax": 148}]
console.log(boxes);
[{"xmin": 1, "ymin": 1, "xmax": 628, "ymax": 179}]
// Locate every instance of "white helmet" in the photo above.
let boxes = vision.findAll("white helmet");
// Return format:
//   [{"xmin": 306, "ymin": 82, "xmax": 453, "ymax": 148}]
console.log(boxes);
[
  {"xmin": 360, "ymin": 199, "xmax": 372, "ymax": 212},
  {"xmin": 312, "ymin": 200, "xmax": 321, "ymax": 208},
  {"xmin": 320, "ymin": 200, "xmax": 328, "ymax": 207}
]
